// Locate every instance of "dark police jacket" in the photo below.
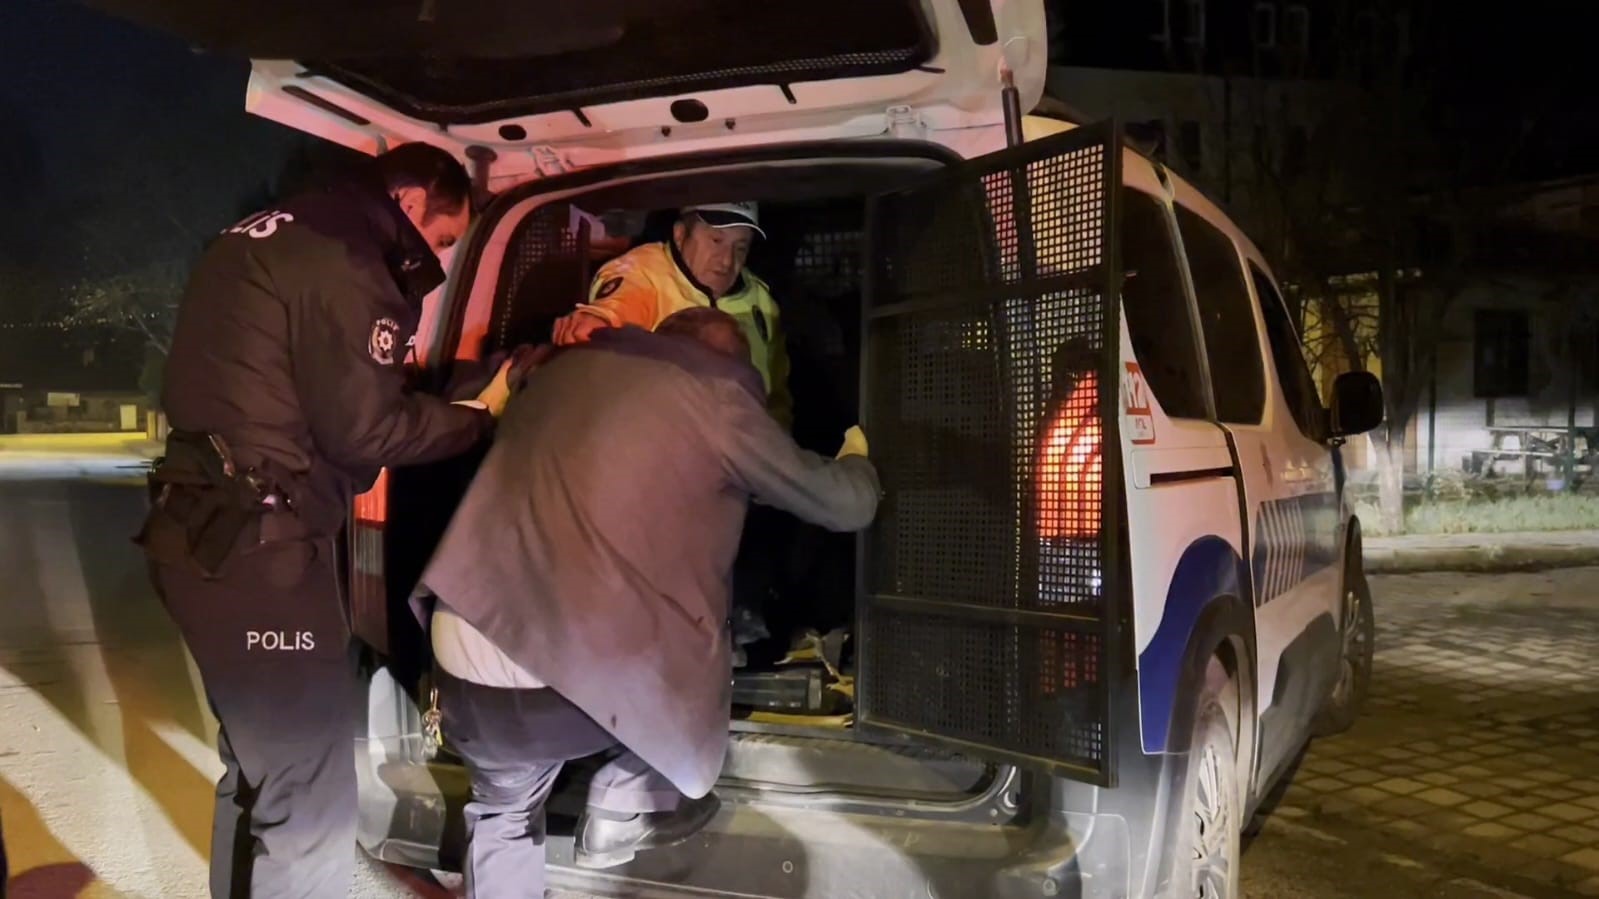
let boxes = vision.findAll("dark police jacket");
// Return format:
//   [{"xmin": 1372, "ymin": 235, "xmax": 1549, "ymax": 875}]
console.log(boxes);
[
  {"xmin": 159, "ymin": 177, "xmax": 492, "ymax": 536},
  {"xmin": 418, "ymin": 328, "xmax": 880, "ymax": 798}
]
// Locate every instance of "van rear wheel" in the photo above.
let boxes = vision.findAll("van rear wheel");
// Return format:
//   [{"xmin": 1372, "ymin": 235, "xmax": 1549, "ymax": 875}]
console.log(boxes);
[{"xmin": 1168, "ymin": 662, "xmax": 1242, "ymax": 899}]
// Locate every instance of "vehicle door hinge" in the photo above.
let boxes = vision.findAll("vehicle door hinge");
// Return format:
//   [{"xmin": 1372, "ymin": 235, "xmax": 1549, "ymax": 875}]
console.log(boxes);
[
  {"xmin": 886, "ymin": 105, "xmax": 927, "ymax": 140},
  {"xmin": 529, "ymin": 145, "xmax": 572, "ymax": 178}
]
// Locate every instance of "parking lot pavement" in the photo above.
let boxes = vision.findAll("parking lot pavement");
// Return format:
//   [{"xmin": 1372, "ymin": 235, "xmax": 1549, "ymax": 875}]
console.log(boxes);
[{"xmin": 1261, "ymin": 568, "xmax": 1599, "ymax": 898}]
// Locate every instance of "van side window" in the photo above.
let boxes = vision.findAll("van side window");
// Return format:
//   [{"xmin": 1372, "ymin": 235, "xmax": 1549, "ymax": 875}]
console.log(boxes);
[
  {"xmin": 1251, "ymin": 265, "xmax": 1327, "ymax": 439},
  {"xmin": 1121, "ymin": 190, "xmax": 1208, "ymax": 420},
  {"xmin": 1175, "ymin": 206, "xmax": 1266, "ymax": 424}
]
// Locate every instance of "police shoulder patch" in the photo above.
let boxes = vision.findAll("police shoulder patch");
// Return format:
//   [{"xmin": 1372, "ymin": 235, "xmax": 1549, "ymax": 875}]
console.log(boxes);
[
  {"xmin": 595, "ymin": 277, "xmax": 624, "ymax": 300},
  {"xmin": 225, "ymin": 209, "xmax": 295, "ymax": 240},
  {"xmin": 368, "ymin": 317, "xmax": 401, "ymax": 365}
]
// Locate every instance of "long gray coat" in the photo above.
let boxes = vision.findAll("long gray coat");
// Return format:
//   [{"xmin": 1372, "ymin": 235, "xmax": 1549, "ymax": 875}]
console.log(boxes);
[{"xmin": 418, "ymin": 326, "xmax": 880, "ymax": 797}]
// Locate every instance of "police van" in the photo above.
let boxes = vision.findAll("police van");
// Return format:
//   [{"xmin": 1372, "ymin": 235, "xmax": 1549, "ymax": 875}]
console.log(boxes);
[{"xmin": 133, "ymin": 0, "xmax": 1385, "ymax": 894}]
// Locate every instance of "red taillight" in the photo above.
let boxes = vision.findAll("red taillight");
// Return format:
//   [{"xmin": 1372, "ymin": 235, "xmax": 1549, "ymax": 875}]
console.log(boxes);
[
  {"xmin": 1035, "ymin": 373, "xmax": 1103, "ymax": 540},
  {"xmin": 349, "ymin": 469, "xmax": 389, "ymax": 653},
  {"xmin": 353, "ymin": 468, "xmax": 390, "ymax": 524}
]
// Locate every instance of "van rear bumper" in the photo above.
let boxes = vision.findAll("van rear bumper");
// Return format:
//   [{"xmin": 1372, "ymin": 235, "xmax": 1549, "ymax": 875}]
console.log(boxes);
[
  {"xmin": 360, "ymin": 751, "xmax": 1135, "ymax": 899},
  {"xmin": 355, "ymin": 670, "xmax": 1134, "ymax": 899},
  {"xmin": 366, "ymin": 788, "xmax": 1106, "ymax": 899}
]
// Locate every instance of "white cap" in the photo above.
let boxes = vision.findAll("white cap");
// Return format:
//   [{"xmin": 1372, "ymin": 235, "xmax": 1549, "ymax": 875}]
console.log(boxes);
[{"xmin": 684, "ymin": 201, "xmax": 764, "ymax": 239}]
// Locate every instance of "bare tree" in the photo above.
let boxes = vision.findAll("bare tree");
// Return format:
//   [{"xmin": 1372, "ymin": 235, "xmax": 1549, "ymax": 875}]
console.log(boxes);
[
  {"xmin": 64, "ymin": 259, "xmax": 187, "ymax": 355},
  {"xmin": 54, "ymin": 83, "xmax": 304, "ymax": 362},
  {"xmin": 1216, "ymin": 2, "xmax": 1519, "ymax": 533}
]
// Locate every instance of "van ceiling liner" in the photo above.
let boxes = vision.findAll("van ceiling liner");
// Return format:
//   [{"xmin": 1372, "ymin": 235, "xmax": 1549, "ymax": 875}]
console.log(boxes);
[
  {"xmin": 82, "ymin": 0, "xmax": 935, "ymax": 125},
  {"xmin": 549, "ymin": 157, "xmax": 949, "ymax": 212}
]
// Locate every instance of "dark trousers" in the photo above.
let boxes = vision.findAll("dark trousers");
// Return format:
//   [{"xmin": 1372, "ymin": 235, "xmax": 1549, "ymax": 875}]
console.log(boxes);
[
  {"xmin": 436, "ymin": 670, "xmax": 682, "ymax": 899},
  {"xmin": 150, "ymin": 539, "xmax": 357, "ymax": 899},
  {"xmin": 730, "ymin": 504, "xmax": 793, "ymax": 648}
]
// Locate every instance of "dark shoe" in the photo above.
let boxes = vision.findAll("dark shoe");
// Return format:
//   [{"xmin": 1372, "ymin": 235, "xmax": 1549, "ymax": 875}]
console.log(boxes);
[{"xmin": 573, "ymin": 793, "xmax": 722, "ymax": 869}]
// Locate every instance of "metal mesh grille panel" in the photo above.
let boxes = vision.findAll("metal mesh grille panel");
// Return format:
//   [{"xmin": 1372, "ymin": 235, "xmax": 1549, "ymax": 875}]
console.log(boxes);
[
  {"xmin": 860, "ymin": 123, "xmax": 1121, "ymax": 780},
  {"xmin": 487, "ymin": 204, "xmax": 585, "ymax": 354},
  {"xmin": 790, "ymin": 226, "xmax": 864, "ymax": 297},
  {"xmin": 863, "ymin": 605, "xmax": 1106, "ymax": 768}
]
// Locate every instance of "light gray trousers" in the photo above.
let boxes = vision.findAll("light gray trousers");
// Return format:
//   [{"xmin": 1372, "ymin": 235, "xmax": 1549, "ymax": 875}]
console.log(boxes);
[{"xmin": 437, "ymin": 670, "xmax": 681, "ymax": 899}]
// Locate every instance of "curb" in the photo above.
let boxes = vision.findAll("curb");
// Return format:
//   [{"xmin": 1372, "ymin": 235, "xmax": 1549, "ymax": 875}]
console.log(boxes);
[{"xmin": 1364, "ymin": 545, "xmax": 1599, "ymax": 574}]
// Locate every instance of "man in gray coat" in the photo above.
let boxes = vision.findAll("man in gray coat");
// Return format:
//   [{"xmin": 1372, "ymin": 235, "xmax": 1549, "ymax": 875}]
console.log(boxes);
[{"xmin": 415, "ymin": 307, "xmax": 879, "ymax": 897}]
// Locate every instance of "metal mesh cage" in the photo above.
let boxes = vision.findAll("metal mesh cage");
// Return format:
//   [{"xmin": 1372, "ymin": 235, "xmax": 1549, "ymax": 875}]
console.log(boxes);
[
  {"xmin": 859, "ymin": 122, "xmax": 1122, "ymax": 782},
  {"xmin": 486, "ymin": 203, "xmax": 588, "ymax": 355}
]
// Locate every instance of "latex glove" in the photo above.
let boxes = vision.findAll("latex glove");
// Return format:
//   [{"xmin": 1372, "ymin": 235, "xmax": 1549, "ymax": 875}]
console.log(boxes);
[
  {"xmin": 836, "ymin": 425, "xmax": 869, "ymax": 459},
  {"xmin": 473, "ymin": 357, "xmax": 516, "ymax": 417},
  {"xmin": 552, "ymin": 309, "xmax": 611, "ymax": 345}
]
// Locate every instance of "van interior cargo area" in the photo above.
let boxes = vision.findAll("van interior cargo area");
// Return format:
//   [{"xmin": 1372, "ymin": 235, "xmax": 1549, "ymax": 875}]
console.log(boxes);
[
  {"xmin": 485, "ymin": 185, "xmax": 882, "ymax": 726},
  {"xmin": 374, "ymin": 161, "xmax": 959, "ymax": 745}
]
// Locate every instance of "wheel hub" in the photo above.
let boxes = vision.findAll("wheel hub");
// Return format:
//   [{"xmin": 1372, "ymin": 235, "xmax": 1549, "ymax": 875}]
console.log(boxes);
[{"xmin": 1190, "ymin": 742, "xmax": 1233, "ymax": 898}]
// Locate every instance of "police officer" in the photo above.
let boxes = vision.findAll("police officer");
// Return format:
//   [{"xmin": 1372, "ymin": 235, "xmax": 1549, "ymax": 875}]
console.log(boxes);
[
  {"xmin": 137, "ymin": 142, "xmax": 513, "ymax": 899},
  {"xmin": 552, "ymin": 202, "xmax": 792, "ymax": 428}
]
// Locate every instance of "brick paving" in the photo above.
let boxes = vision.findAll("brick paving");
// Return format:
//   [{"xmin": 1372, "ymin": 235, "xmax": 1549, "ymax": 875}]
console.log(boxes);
[{"xmin": 1273, "ymin": 568, "xmax": 1599, "ymax": 896}]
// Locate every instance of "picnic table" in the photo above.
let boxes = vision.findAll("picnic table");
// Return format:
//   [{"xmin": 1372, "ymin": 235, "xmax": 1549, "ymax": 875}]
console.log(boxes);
[{"xmin": 1469, "ymin": 425, "xmax": 1597, "ymax": 479}]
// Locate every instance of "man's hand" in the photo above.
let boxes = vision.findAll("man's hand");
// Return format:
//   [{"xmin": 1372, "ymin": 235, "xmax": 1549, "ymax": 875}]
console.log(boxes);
[
  {"xmin": 836, "ymin": 425, "xmax": 869, "ymax": 459},
  {"xmin": 506, "ymin": 343, "xmax": 555, "ymax": 391},
  {"xmin": 474, "ymin": 357, "xmax": 516, "ymax": 417},
  {"xmin": 552, "ymin": 310, "xmax": 610, "ymax": 346}
]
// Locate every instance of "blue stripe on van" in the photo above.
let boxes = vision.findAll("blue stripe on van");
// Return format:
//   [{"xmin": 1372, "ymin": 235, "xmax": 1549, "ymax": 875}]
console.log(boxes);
[
  {"xmin": 1249, "ymin": 492, "xmax": 1342, "ymax": 607},
  {"xmin": 1137, "ymin": 535, "xmax": 1246, "ymax": 753}
]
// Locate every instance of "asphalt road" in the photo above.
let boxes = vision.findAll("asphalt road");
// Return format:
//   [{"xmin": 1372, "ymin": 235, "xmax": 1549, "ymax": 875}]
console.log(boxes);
[{"xmin": 0, "ymin": 435, "xmax": 1578, "ymax": 898}]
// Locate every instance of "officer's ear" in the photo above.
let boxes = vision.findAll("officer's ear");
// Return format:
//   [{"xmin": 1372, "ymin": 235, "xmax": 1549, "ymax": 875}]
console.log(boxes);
[
  {"xmin": 673, "ymin": 217, "xmax": 694, "ymax": 247},
  {"xmin": 392, "ymin": 186, "xmax": 428, "ymax": 224}
]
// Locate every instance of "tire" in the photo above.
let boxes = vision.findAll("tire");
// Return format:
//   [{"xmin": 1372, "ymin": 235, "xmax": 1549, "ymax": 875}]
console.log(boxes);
[
  {"xmin": 1312, "ymin": 567, "xmax": 1375, "ymax": 736},
  {"xmin": 1166, "ymin": 662, "xmax": 1243, "ymax": 899}
]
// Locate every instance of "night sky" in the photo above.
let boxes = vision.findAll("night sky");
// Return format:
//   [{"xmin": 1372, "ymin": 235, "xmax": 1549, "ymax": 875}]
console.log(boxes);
[
  {"xmin": 1420, "ymin": 5, "xmax": 1599, "ymax": 185},
  {"xmin": 2, "ymin": 0, "xmax": 299, "ymax": 292}
]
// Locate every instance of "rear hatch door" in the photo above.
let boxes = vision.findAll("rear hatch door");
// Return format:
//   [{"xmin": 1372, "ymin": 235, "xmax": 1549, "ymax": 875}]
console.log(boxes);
[
  {"xmin": 84, "ymin": 0, "xmax": 1046, "ymax": 183},
  {"xmin": 856, "ymin": 121, "xmax": 1125, "ymax": 786}
]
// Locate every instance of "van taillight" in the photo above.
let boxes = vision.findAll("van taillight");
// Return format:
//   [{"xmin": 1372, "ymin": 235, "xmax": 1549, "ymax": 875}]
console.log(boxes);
[
  {"xmin": 353, "ymin": 468, "xmax": 390, "ymax": 525},
  {"xmin": 1036, "ymin": 373, "xmax": 1103, "ymax": 540},
  {"xmin": 349, "ymin": 469, "xmax": 389, "ymax": 653}
]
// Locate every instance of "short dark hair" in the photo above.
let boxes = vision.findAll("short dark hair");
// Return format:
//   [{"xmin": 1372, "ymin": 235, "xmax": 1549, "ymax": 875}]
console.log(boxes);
[
  {"xmin": 375, "ymin": 143, "xmax": 471, "ymax": 220},
  {"xmin": 656, "ymin": 307, "xmax": 751, "ymax": 360}
]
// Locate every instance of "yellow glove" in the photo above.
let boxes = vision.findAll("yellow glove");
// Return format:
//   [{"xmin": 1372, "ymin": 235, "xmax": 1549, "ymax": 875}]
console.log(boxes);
[
  {"xmin": 836, "ymin": 425, "xmax": 869, "ymax": 459},
  {"xmin": 474, "ymin": 358, "xmax": 516, "ymax": 418}
]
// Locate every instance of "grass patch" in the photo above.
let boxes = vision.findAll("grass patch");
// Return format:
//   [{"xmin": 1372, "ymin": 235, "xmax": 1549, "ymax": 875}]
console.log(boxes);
[{"xmin": 1356, "ymin": 493, "xmax": 1599, "ymax": 536}]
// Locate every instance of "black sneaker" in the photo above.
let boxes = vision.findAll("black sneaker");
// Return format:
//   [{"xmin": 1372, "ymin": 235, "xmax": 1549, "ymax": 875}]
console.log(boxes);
[{"xmin": 573, "ymin": 793, "xmax": 722, "ymax": 869}]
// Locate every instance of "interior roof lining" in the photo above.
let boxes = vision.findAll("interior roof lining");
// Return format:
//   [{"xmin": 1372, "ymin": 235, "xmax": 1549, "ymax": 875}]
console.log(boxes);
[{"xmin": 512, "ymin": 157, "xmax": 950, "ymax": 215}]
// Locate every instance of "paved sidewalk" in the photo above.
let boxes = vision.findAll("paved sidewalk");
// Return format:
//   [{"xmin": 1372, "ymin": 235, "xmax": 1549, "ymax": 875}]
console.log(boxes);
[
  {"xmin": 1365, "ymin": 530, "xmax": 1599, "ymax": 574},
  {"xmin": 0, "ymin": 431, "xmax": 160, "ymax": 458},
  {"xmin": 0, "ymin": 432, "xmax": 156, "ymax": 480},
  {"xmin": 1275, "ymin": 568, "xmax": 1599, "ymax": 897}
]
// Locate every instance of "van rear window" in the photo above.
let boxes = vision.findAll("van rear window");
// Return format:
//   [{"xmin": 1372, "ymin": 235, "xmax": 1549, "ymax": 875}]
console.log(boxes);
[
  {"xmin": 1121, "ymin": 190, "xmax": 1208, "ymax": 420},
  {"xmin": 1177, "ymin": 206, "xmax": 1267, "ymax": 425}
]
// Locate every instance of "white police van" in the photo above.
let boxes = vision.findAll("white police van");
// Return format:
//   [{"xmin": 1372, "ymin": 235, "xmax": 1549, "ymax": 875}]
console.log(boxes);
[{"xmin": 114, "ymin": 0, "xmax": 1385, "ymax": 894}]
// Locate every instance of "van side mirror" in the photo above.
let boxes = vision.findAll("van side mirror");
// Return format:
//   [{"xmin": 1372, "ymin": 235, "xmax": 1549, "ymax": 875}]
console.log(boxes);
[{"xmin": 1329, "ymin": 371, "xmax": 1384, "ymax": 438}]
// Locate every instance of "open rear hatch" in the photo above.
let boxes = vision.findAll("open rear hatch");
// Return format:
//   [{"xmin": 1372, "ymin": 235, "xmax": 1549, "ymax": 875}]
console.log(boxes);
[
  {"xmin": 356, "ymin": 125, "xmax": 1131, "ymax": 885},
  {"xmin": 81, "ymin": 0, "xmax": 1046, "ymax": 182}
]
